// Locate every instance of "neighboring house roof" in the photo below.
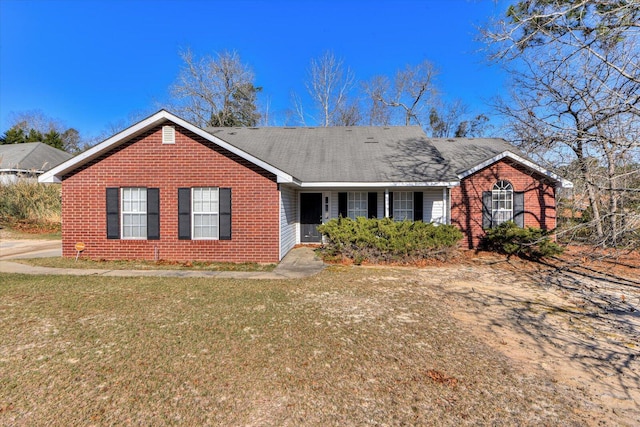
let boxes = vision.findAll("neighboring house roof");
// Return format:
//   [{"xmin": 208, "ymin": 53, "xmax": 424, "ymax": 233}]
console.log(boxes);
[
  {"xmin": 0, "ymin": 142, "xmax": 72, "ymax": 173},
  {"xmin": 38, "ymin": 110, "xmax": 572, "ymax": 188}
]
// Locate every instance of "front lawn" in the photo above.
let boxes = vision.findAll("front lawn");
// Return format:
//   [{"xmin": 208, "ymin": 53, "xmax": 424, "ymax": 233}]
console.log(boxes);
[
  {"xmin": 13, "ymin": 257, "xmax": 276, "ymax": 272},
  {"xmin": 0, "ymin": 268, "xmax": 581, "ymax": 425}
]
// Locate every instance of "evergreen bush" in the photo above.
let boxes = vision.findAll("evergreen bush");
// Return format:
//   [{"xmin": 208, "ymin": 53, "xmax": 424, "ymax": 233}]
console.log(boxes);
[
  {"xmin": 483, "ymin": 221, "xmax": 564, "ymax": 259},
  {"xmin": 317, "ymin": 217, "xmax": 463, "ymax": 264}
]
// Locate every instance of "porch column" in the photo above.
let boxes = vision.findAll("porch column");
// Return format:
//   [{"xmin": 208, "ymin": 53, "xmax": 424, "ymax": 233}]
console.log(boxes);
[
  {"xmin": 442, "ymin": 188, "xmax": 447, "ymax": 224},
  {"xmin": 384, "ymin": 189, "xmax": 389, "ymax": 217},
  {"xmin": 384, "ymin": 188, "xmax": 389, "ymax": 218}
]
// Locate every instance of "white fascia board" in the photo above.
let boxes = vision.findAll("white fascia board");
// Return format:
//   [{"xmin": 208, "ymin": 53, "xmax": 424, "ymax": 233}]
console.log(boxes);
[
  {"xmin": 296, "ymin": 181, "xmax": 460, "ymax": 188},
  {"xmin": 39, "ymin": 112, "xmax": 170, "ymax": 183},
  {"xmin": 167, "ymin": 113, "xmax": 294, "ymax": 184},
  {"xmin": 38, "ymin": 110, "xmax": 295, "ymax": 184},
  {"xmin": 457, "ymin": 151, "xmax": 574, "ymax": 189}
]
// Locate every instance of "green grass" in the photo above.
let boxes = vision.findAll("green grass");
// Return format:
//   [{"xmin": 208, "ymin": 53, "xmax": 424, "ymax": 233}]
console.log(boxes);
[
  {"xmin": 13, "ymin": 257, "xmax": 276, "ymax": 272},
  {"xmin": 0, "ymin": 268, "xmax": 583, "ymax": 426}
]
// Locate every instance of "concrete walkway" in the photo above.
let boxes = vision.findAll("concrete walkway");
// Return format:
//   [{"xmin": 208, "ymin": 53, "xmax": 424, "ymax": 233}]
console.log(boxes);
[
  {"xmin": 0, "ymin": 238, "xmax": 62, "ymax": 260},
  {"xmin": 0, "ymin": 240, "xmax": 325, "ymax": 279}
]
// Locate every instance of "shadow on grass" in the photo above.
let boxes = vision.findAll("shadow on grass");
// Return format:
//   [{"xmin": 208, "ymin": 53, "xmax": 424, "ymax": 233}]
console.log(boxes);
[{"xmin": 435, "ymin": 254, "xmax": 640, "ymax": 419}]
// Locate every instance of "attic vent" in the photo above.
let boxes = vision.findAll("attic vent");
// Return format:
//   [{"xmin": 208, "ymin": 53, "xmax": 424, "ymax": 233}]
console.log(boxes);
[
  {"xmin": 162, "ymin": 125, "xmax": 175, "ymax": 144},
  {"xmin": 364, "ymin": 137, "xmax": 378, "ymax": 144}
]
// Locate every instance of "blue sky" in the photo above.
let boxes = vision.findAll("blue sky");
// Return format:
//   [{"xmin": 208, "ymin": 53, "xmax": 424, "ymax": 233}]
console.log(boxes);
[{"xmin": 1, "ymin": 0, "xmax": 511, "ymax": 139}]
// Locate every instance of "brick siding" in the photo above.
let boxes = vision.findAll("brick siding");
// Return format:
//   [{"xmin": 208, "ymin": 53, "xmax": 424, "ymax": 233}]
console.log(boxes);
[
  {"xmin": 450, "ymin": 158, "xmax": 556, "ymax": 249},
  {"xmin": 61, "ymin": 124, "xmax": 280, "ymax": 262}
]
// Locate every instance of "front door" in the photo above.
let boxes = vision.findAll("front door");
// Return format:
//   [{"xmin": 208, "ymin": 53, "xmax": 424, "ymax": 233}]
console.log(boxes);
[{"xmin": 300, "ymin": 193, "xmax": 323, "ymax": 243}]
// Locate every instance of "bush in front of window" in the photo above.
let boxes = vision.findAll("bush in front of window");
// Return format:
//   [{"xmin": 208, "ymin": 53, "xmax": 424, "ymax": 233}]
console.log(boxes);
[
  {"xmin": 317, "ymin": 217, "xmax": 463, "ymax": 264},
  {"xmin": 482, "ymin": 221, "xmax": 564, "ymax": 260}
]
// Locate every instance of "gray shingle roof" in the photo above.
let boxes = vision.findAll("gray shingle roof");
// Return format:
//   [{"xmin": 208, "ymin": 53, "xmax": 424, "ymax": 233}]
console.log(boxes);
[
  {"xmin": 206, "ymin": 126, "xmax": 517, "ymax": 183},
  {"xmin": 429, "ymin": 138, "xmax": 523, "ymax": 174},
  {"xmin": 0, "ymin": 142, "xmax": 73, "ymax": 172}
]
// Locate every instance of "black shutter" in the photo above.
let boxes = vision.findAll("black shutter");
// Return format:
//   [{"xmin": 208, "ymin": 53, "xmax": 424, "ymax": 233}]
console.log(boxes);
[
  {"xmin": 482, "ymin": 191, "xmax": 492, "ymax": 229},
  {"xmin": 367, "ymin": 192, "xmax": 378, "ymax": 219},
  {"xmin": 413, "ymin": 191, "xmax": 423, "ymax": 222},
  {"xmin": 513, "ymin": 191, "xmax": 525, "ymax": 228},
  {"xmin": 147, "ymin": 188, "xmax": 160, "ymax": 240},
  {"xmin": 178, "ymin": 188, "xmax": 191, "ymax": 240},
  {"xmin": 219, "ymin": 188, "xmax": 232, "ymax": 240},
  {"xmin": 389, "ymin": 192, "xmax": 394, "ymax": 219},
  {"xmin": 338, "ymin": 192, "xmax": 347, "ymax": 218},
  {"xmin": 106, "ymin": 188, "xmax": 120, "ymax": 239}
]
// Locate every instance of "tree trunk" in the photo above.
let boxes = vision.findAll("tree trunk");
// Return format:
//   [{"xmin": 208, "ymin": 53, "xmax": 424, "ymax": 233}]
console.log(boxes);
[{"xmin": 575, "ymin": 144, "xmax": 605, "ymax": 242}]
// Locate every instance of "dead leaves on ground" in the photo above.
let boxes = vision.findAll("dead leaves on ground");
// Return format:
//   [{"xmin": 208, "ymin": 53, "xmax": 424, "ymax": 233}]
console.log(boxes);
[{"xmin": 426, "ymin": 369, "xmax": 458, "ymax": 388}]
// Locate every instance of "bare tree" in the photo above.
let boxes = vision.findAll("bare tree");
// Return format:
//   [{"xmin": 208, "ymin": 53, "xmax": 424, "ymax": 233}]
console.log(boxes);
[
  {"xmin": 4, "ymin": 110, "xmax": 81, "ymax": 152},
  {"xmin": 288, "ymin": 91, "xmax": 308, "ymax": 126},
  {"xmin": 170, "ymin": 49, "xmax": 261, "ymax": 127},
  {"xmin": 363, "ymin": 60, "xmax": 438, "ymax": 126},
  {"xmin": 299, "ymin": 51, "xmax": 358, "ymax": 127},
  {"xmin": 485, "ymin": 1, "xmax": 640, "ymax": 247},
  {"xmin": 362, "ymin": 76, "xmax": 392, "ymax": 126},
  {"xmin": 428, "ymin": 100, "xmax": 491, "ymax": 138}
]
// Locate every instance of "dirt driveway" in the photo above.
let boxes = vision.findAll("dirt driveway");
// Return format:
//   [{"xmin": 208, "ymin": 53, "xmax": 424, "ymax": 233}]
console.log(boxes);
[{"xmin": 415, "ymin": 253, "xmax": 639, "ymax": 426}]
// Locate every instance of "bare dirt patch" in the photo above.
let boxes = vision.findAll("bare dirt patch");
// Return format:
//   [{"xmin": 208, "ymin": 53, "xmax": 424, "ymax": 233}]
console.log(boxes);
[
  {"xmin": 2, "ymin": 271, "xmax": 584, "ymax": 426},
  {"xmin": 414, "ymin": 252, "xmax": 639, "ymax": 426}
]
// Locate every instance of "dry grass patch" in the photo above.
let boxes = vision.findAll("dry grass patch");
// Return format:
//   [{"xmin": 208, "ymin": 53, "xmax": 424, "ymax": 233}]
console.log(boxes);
[
  {"xmin": 0, "ymin": 227, "xmax": 61, "ymax": 241},
  {"xmin": 13, "ymin": 257, "xmax": 276, "ymax": 272},
  {"xmin": 0, "ymin": 269, "xmax": 583, "ymax": 426}
]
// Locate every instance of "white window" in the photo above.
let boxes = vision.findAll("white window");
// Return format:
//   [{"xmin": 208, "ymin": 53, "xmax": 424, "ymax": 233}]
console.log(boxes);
[
  {"xmin": 122, "ymin": 188, "xmax": 147, "ymax": 239},
  {"xmin": 347, "ymin": 192, "xmax": 368, "ymax": 219},
  {"xmin": 192, "ymin": 187, "xmax": 219, "ymax": 239},
  {"xmin": 393, "ymin": 191, "xmax": 413, "ymax": 221},
  {"xmin": 492, "ymin": 180, "xmax": 513, "ymax": 226}
]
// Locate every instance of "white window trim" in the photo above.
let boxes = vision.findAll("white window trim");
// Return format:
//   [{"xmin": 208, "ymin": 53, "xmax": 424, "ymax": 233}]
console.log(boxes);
[
  {"xmin": 192, "ymin": 187, "xmax": 220, "ymax": 240},
  {"xmin": 393, "ymin": 191, "xmax": 414, "ymax": 221},
  {"xmin": 347, "ymin": 191, "xmax": 368, "ymax": 219},
  {"xmin": 492, "ymin": 180, "xmax": 514, "ymax": 227},
  {"xmin": 121, "ymin": 187, "xmax": 147, "ymax": 240}
]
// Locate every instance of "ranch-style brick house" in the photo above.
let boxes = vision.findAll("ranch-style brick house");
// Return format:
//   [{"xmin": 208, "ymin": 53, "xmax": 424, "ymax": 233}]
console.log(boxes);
[{"xmin": 39, "ymin": 110, "xmax": 572, "ymax": 263}]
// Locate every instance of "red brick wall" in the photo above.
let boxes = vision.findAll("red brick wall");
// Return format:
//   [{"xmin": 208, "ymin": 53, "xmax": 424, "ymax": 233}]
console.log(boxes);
[
  {"xmin": 61, "ymin": 124, "xmax": 280, "ymax": 262},
  {"xmin": 450, "ymin": 158, "xmax": 556, "ymax": 248}
]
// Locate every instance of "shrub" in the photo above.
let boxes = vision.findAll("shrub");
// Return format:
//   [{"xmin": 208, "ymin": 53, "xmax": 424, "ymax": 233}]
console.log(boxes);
[
  {"xmin": 317, "ymin": 217, "xmax": 463, "ymax": 264},
  {"xmin": 482, "ymin": 221, "xmax": 564, "ymax": 260},
  {"xmin": 0, "ymin": 181, "xmax": 61, "ymax": 232}
]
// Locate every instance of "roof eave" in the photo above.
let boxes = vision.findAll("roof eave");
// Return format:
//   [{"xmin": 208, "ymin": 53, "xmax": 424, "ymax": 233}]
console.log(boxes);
[
  {"xmin": 457, "ymin": 151, "xmax": 574, "ymax": 189},
  {"xmin": 38, "ymin": 110, "xmax": 295, "ymax": 184},
  {"xmin": 294, "ymin": 181, "xmax": 460, "ymax": 188}
]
